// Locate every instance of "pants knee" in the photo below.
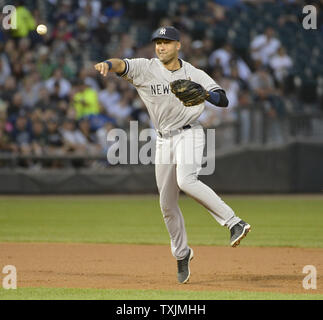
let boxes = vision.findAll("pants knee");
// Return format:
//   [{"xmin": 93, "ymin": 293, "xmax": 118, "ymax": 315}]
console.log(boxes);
[
  {"xmin": 177, "ymin": 174, "xmax": 196, "ymax": 193},
  {"xmin": 160, "ymin": 200, "xmax": 177, "ymax": 218}
]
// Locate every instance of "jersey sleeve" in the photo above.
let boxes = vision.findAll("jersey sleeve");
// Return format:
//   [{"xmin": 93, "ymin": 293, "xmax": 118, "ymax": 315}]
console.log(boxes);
[
  {"xmin": 194, "ymin": 69, "xmax": 223, "ymax": 92},
  {"xmin": 117, "ymin": 58, "xmax": 150, "ymax": 86}
]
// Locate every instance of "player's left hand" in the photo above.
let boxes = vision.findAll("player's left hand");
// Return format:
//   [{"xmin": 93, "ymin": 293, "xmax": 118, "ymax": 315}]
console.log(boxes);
[{"xmin": 170, "ymin": 79, "xmax": 210, "ymax": 107}]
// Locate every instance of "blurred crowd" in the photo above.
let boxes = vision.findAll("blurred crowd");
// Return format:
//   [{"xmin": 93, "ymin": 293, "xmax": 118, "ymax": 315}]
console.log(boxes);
[{"xmin": 0, "ymin": 0, "xmax": 322, "ymax": 167}]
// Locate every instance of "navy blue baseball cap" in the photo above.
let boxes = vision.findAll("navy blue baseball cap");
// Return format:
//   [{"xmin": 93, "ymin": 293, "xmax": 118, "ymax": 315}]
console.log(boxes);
[{"xmin": 151, "ymin": 26, "xmax": 180, "ymax": 42}]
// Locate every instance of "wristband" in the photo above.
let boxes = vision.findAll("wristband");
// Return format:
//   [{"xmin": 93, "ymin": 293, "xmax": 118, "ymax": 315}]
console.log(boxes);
[{"xmin": 104, "ymin": 60, "xmax": 112, "ymax": 71}]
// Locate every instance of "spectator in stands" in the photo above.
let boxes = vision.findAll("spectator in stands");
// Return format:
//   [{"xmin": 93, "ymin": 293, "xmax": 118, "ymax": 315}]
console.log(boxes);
[
  {"xmin": 45, "ymin": 117, "xmax": 65, "ymax": 155},
  {"xmin": 31, "ymin": 120, "xmax": 47, "ymax": 156},
  {"xmin": 109, "ymin": 96, "xmax": 133, "ymax": 128},
  {"xmin": 17, "ymin": 36, "xmax": 32, "ymax": 56},
  {"xmin": 269, "ymin": 46, "xmax": 293, "ymax": 85},
  {"xmin": 11, "ymin": 0, "xmax": 36, "ymax": 39},
  {"xmin": 189, "ymin": 40, "xmax": 209, "ymax": 70},
  {"xmin": 43, "ymin": 116, "xmax": 66, "ymax": 168},
  {"xmin": 52, "ymin": 18, "xmax": 73, "ymax": 43},
  {"xmin": 0, "ymin": 118, "xmax": 14, "ymax": 154},
  {"xmin": 212, "ymin": 67, "xmax": 240, "ymax": 123},
  {"xmin": 0, "ymin": 0, "xmax": 320, "ymax": 166},
  {"xmin": 229, "ymin": 59, "xmax": 249, "ymax": 90},
  {"xmin": 11, "ymin": 56, "xmax": 25, "ymax": 83},
  {"xmin": 237, "ymin": 90, "xmax": 254, "ymax": 144},
  {"xmin": 60, "ymin": 118, "xmax": 87, "ymax": 154},
  {"xmin": 99, "ymin": 80, "xmax": 121, "ymax": 117},
  {"xmin": 218, "ymin": 77, "xmax": 240, "ymax": 123},
  {"xmin": 20, "ymin": 75, "xmax": 42, "ymax": 110},
  {"xmin": 202, "ymin": 38, "xmax": 215, "ymax": 59},
  {"xmin": 48, "ymin": 82, "xmax": 66, "ymax": 107},
  {"xmin": 36, "ymin": 46, "xmax": 55, "ymax": 80},
  {"xmin": 131, "ymin": 97, "xmax": 150, "ymax": 129},
  {"xmin": 214, "ymin": 0, "xmax": 243, "ymax": 8},
  {"xmin": 65, "ymin": 104, "xmax": 78, "ymax": 120},
  {"xmin": 0, "ymin": 16, "xmax": 7, "ymax": 44},
  {"xmin": 78, "ymin": 66, "xmax": 100, "ymax": 91},
  {"xmin": 78, "ymin": 117, "xmax": 101, "ymax": 154},
  {"xmin": 52, "ymin": 54, "xmax": 76, "ymax": 81},
  {"xmin": 34, "ymin": 87, "xmax": 54, "ymax": 112},
  {"xmin": 72, "ymin": 80, "xmax": 101, "ymax": 120},
  {"xmin": 52, "ymin": 0, "xmax": 78, "ymax": 25},
  {"xmin": 113, "ymin": 33, "xmax": 135, "ymax": 59},
  {"xmin": 29, "ymin": 107, "xmax": 44, "ymax": 123},
  {"xmin": 21, "ymin": 50, "xmax": 35, "ymax": 75},
  {"xmin": 3, "ymin": 40, "xmax": 16, "ymax": 61},
  {"xmin": 96, "ymin": 121, "xmax": 115, "ymax": 154},
  {"xmin": 74, "ymin": 16, "xmax": 92, "ymax": 46},
  {"xmin": 7, "ymin": 93, "xmax": 25, "ymax": 123},
  {"xmin": 104, "ymin": 1, "xmax": 125, "ymax": 20},
  {"xmin": 0, "ymin": 76, "xmax": 17, "ymax": 105},
  {"xmin": 45, "ymin": 68, "xmax": 72, "ymax": 99},
  {"xmin": 250, "ymin": 27, "xmax": 281, "ymax": 66},
  {"xmin": 56, "ymin": 99, "xmax": 69, "ymax": 119},
  {"xmin": 91, "ymin": 16, "xmax": 110, "ymax": 51},
  {"xmin": 172, "ymin": 3, "xmax": 194, "ymax": 32},
  {"xmin": 249, "ymin": 61, "xmax": 277, "ymax": 104},
  {"xmin": 0, "ymin": 53, "xmax": 11, "ymax": 87},
  {"xmin": 78, "ymin": 0, "xmax": 102, "ymax": 29},
  {"xmin": 10, "ymin": 113, "xmax": 32, "ymax": 155},
  {"xmin": 238, "ymin": 90, "xmax": 253, "ymax": 108},
  {"xmin": 203, "ymin": 1, "xmax": 226, "ymax": 24},
  {"xmin": 249, "ymin": 61, "xmax": 286, "ymax": 142},
  {"xmin": 96, "ymin": 121, "xmax": 121, "ymax": 161},
  {"xmin": 209, "ymin": 42, "xmax": 251, "ymax": 81}
]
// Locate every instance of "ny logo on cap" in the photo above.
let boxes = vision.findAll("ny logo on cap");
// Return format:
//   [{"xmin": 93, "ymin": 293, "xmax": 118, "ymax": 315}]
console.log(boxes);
[{"xmin": 159, "ymin": 28, "xmax": 166, "ymax": 35}]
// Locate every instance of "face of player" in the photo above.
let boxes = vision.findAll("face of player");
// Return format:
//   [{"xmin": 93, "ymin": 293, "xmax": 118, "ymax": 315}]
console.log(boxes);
[{"xmin": 155, "ymin": 39, "xmax": 181, "ymax": 65}]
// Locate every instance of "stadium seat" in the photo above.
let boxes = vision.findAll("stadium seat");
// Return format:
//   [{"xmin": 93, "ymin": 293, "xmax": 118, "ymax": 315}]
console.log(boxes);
[
  {"xmin": 135, "ymin": 26, "xmax": 152, "ymax": 46},
  {"xmin": 208, "ymin": 24, "xmax": 228, "ymax": 44},
  {"xmin": 147, "ymin": 0, "xmax": 170, "ymax": 14},
  {"xmin": 192, "ymin": 20, "xmax": 208, "ymax": 39},
  {"xmin": 295, "ymin": 75, "xmax": 318, "ymax": 104}
]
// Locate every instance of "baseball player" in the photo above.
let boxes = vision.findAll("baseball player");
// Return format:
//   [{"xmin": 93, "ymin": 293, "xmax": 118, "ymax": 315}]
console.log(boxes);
[{"xmin": 94, "ymin": 26, "xmax": 251, "ymax": 284}]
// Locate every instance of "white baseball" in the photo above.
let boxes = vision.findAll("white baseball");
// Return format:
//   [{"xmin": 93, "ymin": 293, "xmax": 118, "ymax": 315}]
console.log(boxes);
[{"xmin": 36, "ymin": 24, "xmax": 47, "ymax": 35}]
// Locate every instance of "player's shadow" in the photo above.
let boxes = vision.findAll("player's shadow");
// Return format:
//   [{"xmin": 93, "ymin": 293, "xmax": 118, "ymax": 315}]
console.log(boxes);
[{"xmin": 191, "ymin": 274, "xmax": 303, "ymax": 288}]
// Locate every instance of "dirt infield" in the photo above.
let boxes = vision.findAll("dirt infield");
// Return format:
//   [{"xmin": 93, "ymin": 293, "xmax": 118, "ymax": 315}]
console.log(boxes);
[{"xmin": 1, "ymin": 243, "xmax": 322, "ymax": 294}]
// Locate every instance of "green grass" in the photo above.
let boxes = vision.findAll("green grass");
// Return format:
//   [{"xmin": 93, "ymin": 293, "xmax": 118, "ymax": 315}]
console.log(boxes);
[
  {"xmin": 0, "ymin": 287, "xmax": 322, "ymax": 300},
  {"xmin": 0, "ymin": 195, "xmax": 322, "ymax": 247},
  {"xmin": 0, "ymin": 195, "xmax": 322, "ymax": 300}
]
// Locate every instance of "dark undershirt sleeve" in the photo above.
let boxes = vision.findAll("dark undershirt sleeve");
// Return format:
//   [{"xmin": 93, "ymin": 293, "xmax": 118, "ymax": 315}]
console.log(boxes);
[{"xmin": 206, "ymin": 89, "xmax": 229, "ymax": 108}]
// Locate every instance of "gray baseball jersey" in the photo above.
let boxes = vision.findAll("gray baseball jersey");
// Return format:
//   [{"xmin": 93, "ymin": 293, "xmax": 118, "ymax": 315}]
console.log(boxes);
[
  {"xmin": 117, "ymin": 56, "xmax": 244, "ymax": 262},
  {"xmin": 118, "ymin": 58, "xmax": 222, "ymax": 131}
]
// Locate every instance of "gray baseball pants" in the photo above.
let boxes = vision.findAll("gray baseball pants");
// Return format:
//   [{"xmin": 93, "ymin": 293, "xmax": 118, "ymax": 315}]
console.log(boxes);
[{"xmin": 155, "ymin": 125, "xmax": 241, "ymax": 260}]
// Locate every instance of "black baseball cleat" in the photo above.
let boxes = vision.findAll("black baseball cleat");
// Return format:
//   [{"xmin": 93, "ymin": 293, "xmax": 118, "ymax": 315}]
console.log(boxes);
[
  {"xmin": 177, "ymin": 248, "xmax": 194, "ymax": 284},
  {"xmin": 230, "ymin": 220, "xmax": 251, "ymax": 247}
]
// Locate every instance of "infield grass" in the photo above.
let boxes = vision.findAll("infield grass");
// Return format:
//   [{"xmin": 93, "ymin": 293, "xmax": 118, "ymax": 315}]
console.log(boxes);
[
  {"xmin": 0, "ymin": 195, "xmax": 322, "ymax": 300},
  {"xmin": 0, "ymin": 195, "xmax": 322, "ymax": 247},
  {"xmin": 0, "ymin": 287, "xmax": 322, "ymax": 300}
]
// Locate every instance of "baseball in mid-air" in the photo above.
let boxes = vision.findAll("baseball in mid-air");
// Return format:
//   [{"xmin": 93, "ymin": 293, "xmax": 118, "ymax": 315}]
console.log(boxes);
[{"xmin": 36, "ymin": 24, "xmax": 47, "ymax": 35}]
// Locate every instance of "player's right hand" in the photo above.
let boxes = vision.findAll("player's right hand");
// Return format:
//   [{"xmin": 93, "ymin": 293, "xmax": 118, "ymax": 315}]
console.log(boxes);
[{"xmin": 94, "ymin": 62, "xmax": 109, "ymax": 77}]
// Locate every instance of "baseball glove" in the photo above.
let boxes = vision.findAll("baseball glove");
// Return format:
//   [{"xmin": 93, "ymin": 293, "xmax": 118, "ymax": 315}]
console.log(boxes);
[{"xmin": 170, "ymin": 79, "xmax": 210, "ymax": 107}]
